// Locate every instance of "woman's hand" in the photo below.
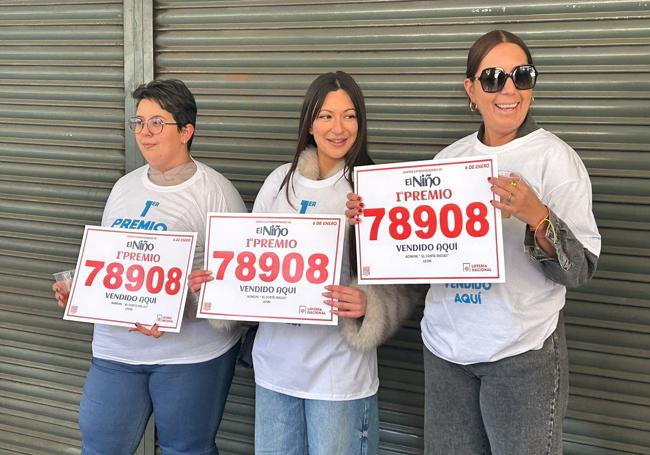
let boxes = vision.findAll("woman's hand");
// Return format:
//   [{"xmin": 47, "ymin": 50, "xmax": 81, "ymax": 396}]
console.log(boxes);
[
  {"xmin": 188, "ymin": 269, "xmax": 214, "ymax": 293},
  {"xmin": 489, "ymin": 174, "xmax": 547, "ymax": 227},
  {"xmin": 51, "ymin": 282, "xmax": 70, "ymax": 309},
  {"xmin": 345, "ymin": 192, "xmax": 364, "ymax": 225},
  {"xmin": 128, "ymin": 268, "xmax": 214, "ymax": 338},
  {"xmin": 323, "ymin": 285, "xmax": 367, "ymax": 319},
  {"xmin": 129, "ymin": 323, "xmax": 163, "ymax": 338},
  {"xmin": 489, "ymin": 173, "xmax": 556, "ymax": 257}
]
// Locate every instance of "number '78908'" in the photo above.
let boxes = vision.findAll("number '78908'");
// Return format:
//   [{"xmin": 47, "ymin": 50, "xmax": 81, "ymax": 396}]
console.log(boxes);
[
  {"xmin": 363, "ymin": 202, "xmax": 490, "ymax": 241},
  {"xmin": 83, "ymin": 260, "xmax": 183, "ymax": 295},
  {"xmin": 211, "ymin": 251, "xmax": 329, "ymax": 284}
]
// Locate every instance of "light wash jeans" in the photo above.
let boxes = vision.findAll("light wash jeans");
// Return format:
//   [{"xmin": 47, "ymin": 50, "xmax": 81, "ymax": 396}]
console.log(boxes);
[
  {"xmin": 254, "ymin": 385, "xmax": 379, "ymax": 455},
  {"xmin": 423, "ymin": 317, "xmax": 568, "ymax": 455},
  {"xmin": 79, "ymin": 343, "xmax": 239, "ymax": 455}
]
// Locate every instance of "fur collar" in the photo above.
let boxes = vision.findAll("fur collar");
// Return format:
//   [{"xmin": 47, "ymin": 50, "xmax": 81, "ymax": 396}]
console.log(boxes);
[{"xmin": 297, "ymin": 146, "xmax": 345, "ymax": 180}]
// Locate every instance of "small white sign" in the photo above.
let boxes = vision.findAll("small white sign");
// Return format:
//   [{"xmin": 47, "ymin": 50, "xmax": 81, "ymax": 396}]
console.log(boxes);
[
  {"xmin": 198, "ymin": 213, "xmax": 345, "ymax": 325},
  {"xmin": 354, "ymin": 155, "xmax": 505, "ymax": 284},
  {"xmin": 64, "ymin": 226, "xmax": 197, "ymax": 332}
]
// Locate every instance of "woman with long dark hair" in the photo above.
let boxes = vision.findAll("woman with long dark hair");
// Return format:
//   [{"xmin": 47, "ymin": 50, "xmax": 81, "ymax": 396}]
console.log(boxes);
[{"xmin": 251, "ymin": 71, "xmax": 414, "ymax": 455}]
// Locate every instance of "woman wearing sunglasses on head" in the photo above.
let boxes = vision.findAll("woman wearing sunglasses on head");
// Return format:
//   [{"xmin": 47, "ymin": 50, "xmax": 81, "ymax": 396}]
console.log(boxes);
[
  {"xmin": 52, "ymin": 79, "xmax": 245, "ymax": 454},
  {"xmin": 347, "ymin": 30, "xmax": 601, "ymax": 454}
]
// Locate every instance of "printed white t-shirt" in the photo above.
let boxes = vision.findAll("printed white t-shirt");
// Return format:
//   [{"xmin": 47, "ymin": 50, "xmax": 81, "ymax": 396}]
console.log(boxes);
[
  {"xmin": 92, "ymin": 160, "xmax": 246, "ymax": 365},
  {"xmin": 421, "ymin": 129, "xmax": 601, "ymax": 364},
  {"xmin": 251, "ymin": 163, "xmax": 378, "ymax": 400}
]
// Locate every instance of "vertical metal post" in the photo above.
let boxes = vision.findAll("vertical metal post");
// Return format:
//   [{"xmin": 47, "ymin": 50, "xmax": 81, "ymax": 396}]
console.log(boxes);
[
  {"xmin": 124, "ymin": 1, "xmax": 156, "ymax": 452},
  {"xmin": 134, "ymin": 415, "xmax": 156, "ymax": 455},
  {"xmin": 123, "ymin": 0, "xmax": 154, "ymax": 173}
]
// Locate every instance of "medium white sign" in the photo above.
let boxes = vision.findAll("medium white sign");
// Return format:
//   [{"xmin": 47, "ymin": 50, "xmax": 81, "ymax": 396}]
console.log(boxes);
[
  {"xmin": 354, "ymin": 155, "xmax": 505, "ymax": 284},
  {"xmin": 64, "ymin": 226, "xmax": 197, "ymax": 332},
  {"xmin": 198, "ymin": 213, "xmax": 345, "ymax": 325}
]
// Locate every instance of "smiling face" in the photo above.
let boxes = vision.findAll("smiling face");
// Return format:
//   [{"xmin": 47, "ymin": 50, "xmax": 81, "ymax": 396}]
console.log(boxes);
[
  {"xmin": 464, "ymin": 42, "xmax": 533, "ymax": 146},
  {"xmin": 309, "ymin": 89, "xmax": 359, "ymax": 176},
  {"xmin": 134, "ymin": 98, "xmax": 194, "ymax": 172}
]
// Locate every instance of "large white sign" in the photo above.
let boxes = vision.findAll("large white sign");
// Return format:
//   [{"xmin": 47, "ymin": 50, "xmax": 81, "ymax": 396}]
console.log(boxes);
[
  {"xmin": 354, "ymin": 155, "xmax": 505, "ymax": 284},
  {"xmin": 198, "ymin": 213, "xmax": 345, "ymax": 325},
  {"xmin": 64, "ymin": 226, "xmax": 197, "ymax": 332}
]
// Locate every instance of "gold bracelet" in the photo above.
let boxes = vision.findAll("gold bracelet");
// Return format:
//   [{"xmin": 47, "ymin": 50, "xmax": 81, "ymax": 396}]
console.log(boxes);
[
  {"xmin": 529, "ymin": 208, "xmax": 549, "ymax": 232},
  {"xmin": 531, "ymin": 216, "xmax": 549, "ymax": 233},
  {"xmin": 532, "ymin": 210, "xmax": 557, "ymax": 250}
]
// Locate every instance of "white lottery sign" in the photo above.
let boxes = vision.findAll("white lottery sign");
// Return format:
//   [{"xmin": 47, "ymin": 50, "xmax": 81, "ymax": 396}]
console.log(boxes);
[
  {"xmin": 63, "ymin": 226, "xmax": 197, "ymax": 332},
  {"xmin": 198, "ymin": 213, "xmax": 345, "ymax": 325},
  {"xmin": 354, "ymin": 155, "xmax": 505, "ymax": 284}
]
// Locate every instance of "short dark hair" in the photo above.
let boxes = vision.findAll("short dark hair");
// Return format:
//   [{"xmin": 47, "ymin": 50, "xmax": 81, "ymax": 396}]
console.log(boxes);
[
  {"xmin": 466, "ymin": 30, "xmax": 534, "ymax": 78},
  {"xmin": 132, "ymin": 79, "xmax": 197, "ymax": 150}
]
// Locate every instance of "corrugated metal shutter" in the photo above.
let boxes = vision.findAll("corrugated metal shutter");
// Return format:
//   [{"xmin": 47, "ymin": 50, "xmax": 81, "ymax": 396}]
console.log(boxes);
[
  {"xmin": 0, "ymin": 1, "xmax": 125, "ymax": 453},
  {"xmin": 153, "ymin": 1, "xmax": 650, "ymax": 454}
]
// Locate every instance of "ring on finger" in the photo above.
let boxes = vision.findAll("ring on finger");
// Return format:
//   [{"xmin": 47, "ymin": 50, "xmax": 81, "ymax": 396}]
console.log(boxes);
[
  {"xmin": 510, "ymin": 180, "xmax": 518, "ymax": 188},
  {"xmin": 507, "ymin": 193, "xmax": 513, "ymax": 203}
]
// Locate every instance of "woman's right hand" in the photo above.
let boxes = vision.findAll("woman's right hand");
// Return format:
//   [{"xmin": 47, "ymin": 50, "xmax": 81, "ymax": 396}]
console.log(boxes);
[
  {"xmin": 188, "ymin": 269, "xmax": 214, "ymax": 293},
  {"xmin": 345, "ymin": 192, "xmax": 364, "ymax": 225},
  {"xmin": 52, "ymin": 282, "xmax": 69, "ymax": 309}
]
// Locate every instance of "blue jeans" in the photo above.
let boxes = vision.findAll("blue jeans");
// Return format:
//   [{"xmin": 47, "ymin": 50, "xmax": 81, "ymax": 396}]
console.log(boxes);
[
  {"xmin": 423, "ymin": 318, "xmax": 568, "ymax": 455},
  {"xmin": 79, "ymin": 343, "xmax": 239, "ymax": 455},
  {"xmin": 254, "ymin": 385, "xmax": 379, "ymax": 455}
]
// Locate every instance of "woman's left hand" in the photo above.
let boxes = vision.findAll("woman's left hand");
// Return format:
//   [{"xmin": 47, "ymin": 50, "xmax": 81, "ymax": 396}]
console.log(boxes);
[
  {"xmin": 323, "ymin": 285, "xmax": 367, "ymax": 319},
  {"xmin": 129, "ymin": 322, "xmax": 163, "ymax": 338},
  {"xmin": 188, "ymin": 269, "xmax": 214, "ymax": 293},
  {"xmin": 489, "ymin": 174, "xmax": 547, "ymax": 226}
]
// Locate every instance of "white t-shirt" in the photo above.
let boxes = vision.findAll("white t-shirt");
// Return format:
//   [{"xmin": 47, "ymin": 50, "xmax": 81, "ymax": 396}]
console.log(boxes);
[
  {"xmin": 251, "ymin": 163, "xmax": 378, "ymax": 400},
  {"xmin": 421, "ymin": 129, "xmax": 601, "ymax": 364},
  {"xmin": 92, "ymin": 160, "xmax": 246, "ymax": 365}
]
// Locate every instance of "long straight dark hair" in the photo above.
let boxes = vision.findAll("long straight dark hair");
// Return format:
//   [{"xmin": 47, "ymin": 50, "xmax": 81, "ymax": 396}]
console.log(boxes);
[{"xmin": 280, "ymin": 71, "xmax": 374, "ymax": 278}]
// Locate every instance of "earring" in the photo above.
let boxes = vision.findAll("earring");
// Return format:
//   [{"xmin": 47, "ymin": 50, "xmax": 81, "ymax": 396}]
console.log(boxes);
[{"xmin": 469, "ymin": 101, "xmax": 478, "ymax": 112}]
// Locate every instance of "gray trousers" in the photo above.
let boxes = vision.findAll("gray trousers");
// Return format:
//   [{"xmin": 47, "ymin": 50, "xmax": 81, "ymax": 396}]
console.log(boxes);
[{"xmin": 423, "ymin": 317, "xmax": 568, "ymax": 455}]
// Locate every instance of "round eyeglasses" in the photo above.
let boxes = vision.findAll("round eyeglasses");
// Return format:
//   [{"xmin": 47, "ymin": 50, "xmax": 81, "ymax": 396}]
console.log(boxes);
[
  {"xmin": 127, "ymin": 116, "xmax": 178, "ymax": 135},
  {"xmin": 470, "ymin": 64, "xmax": 538, "ymax": 93}
]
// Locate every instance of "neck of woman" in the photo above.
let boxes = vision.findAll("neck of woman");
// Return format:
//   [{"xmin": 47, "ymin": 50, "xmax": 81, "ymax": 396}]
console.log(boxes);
[
  {"xmin": 478, "ymin": 115, "xmax": 539, "ymax": 147},
  {"xmin": 148, "ymin": 159, "xmax": 197, "ymax": 186},
  {"xmin": 298, "ymin": 147, "xmax": 345, "ymax": 180}
]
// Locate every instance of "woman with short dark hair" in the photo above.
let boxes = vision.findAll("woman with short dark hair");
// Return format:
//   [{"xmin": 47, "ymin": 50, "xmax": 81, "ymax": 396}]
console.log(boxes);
[{"xmin": 53, "ymin": 79, "xmax": 245, "ymax": 455}]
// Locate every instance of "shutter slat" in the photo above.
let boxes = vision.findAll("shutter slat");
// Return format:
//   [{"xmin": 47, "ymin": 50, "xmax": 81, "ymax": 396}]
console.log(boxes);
[{"xmin": 0, "ymin": 1, "xmax": 124, "ymax": 452}]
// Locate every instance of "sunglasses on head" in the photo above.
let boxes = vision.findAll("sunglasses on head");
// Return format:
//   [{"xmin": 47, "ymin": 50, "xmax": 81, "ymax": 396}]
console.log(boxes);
[{"xmin": 470, "ymin": 64, "xmax": 538, "ymax": 93}]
